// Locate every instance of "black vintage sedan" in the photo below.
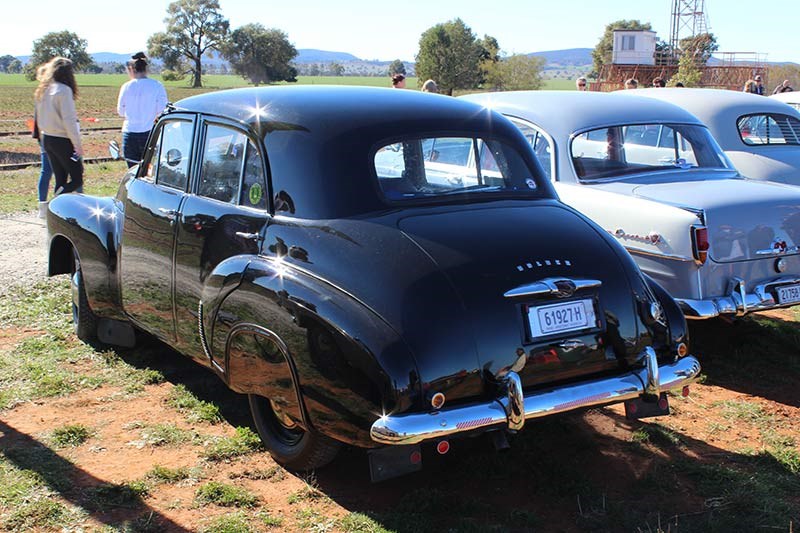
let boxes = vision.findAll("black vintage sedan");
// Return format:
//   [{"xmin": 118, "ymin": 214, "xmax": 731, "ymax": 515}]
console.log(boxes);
[{"xmin": 46, "ymin": 86, "xmax": 699, "ymax": 481}]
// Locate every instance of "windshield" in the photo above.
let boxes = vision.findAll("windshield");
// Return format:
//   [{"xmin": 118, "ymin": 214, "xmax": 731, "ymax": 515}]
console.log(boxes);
[
  {"xmin": 374, "ymin": 136, "xmax": 542, "ymax": 201},
  {"xmin": 570, "ymin": 123, "xmax": 732, "ymax": 181}
]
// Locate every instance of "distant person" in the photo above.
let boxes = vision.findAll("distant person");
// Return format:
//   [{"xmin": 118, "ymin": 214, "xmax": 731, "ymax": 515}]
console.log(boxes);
[
  {"xmin": 652, "ymin": 77, "xmax": 666, "ymax": 88},
  {"xmin": 33, "ymin": 64, "xmax": 54, "ymax": 218},
  {"xmin": 773, "ymin": 80, "xmax": 794, "ymax": 94},
  {"xmin": 624, "ymin": 78, "xmax": 638, "ymax": 90},
  {"xmin": 743, "ymin": 79, "xmax": 759, "ymax": 94},
  {"xmin": 421, "ymin": 79, "xmax": 438, "ymax": 93},
  {"xmin": 34, "ymin": 57, "xmax": 83, "ymax": 196},
  {"xmin": 753, "ymin": 75, "xmax": 766, "ymax": 95},
  {"xmin": 391, "ymin": 73, "xmax": 406, "ymax": 89},
  {"xmin": 575, "ymin": 77, "xmax": 587, "ymax": 91},
  {"xmin": 117, "ymin": 52, "xmax": 168, "ymax": 167}
]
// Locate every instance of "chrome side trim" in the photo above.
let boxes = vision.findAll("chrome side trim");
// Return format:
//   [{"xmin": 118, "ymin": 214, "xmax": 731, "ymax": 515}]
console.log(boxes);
[
  {"xmin": 370, "ymin": 353, "xmax": 701, "ymax": 446},
  {"xmin": 627, "ymin": 247, "xmax": 695, "ymax": 262},
  {"xmin": 678, "ymin": 275, "xmax": 800, "ymax": 319},
  {"xmin": 504, "ymin": 277, "xmax": 601, "ymax": 299}
]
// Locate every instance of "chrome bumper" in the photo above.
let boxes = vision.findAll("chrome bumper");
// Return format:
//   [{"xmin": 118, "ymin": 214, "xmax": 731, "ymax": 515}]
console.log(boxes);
[
  {"xmin": 370, "ymin": 348, "xmax": 701, "ymax": 446},
  {"xmin": 677, "ymin": 276, "xmax": 800, "ymax": 319}
]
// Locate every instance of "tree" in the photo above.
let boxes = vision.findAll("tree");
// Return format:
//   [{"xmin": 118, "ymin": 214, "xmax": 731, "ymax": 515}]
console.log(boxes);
[
  {"xmin": 416, "ymin": 18, "xmax": 486, "ymax": 95},
  {"xmin": 328, "ymin": 62, "xmax": 344, "ymax": 76},
  {"xmin": 0, "ymin": 55, "xmax": 16, "ymax": 72},
  {"xmin": 591, "ymin": 20, "xmax": 652, "ymax": 76},
  {"xmin": 478, "ymin": 34, "xmax": 500, "ymax": 83},
  {"xmin": 388, "ymin": 59, "xmax": 406, "ymax": 76},
  {"xmin": 26, "ymin": 30, "xmax": 93, "ymax": 79},
  {"xmin": 484, "ymin": 54, "xmax": 545, "ymax": 91},
  {"xmin": 221, "ymin": 23, "xmax": 298, "ymax": 85},
  {"xmin": 769, "ymin": 64, "xmax": 800, "ymax": 92},
  {"xmin": 670, "ymin": 49, "xmax": 702, "ymax": 87},
  {"xmin": 7, "ymin": 59, "xmax": 22, "ymax": 74},
  {"xmin": 147, "ymin": 0, "xmax": 229, "ymax": 88},
  {"xmin": 679, "ymin": 33, "xmax": 718, "ymax": 66}
]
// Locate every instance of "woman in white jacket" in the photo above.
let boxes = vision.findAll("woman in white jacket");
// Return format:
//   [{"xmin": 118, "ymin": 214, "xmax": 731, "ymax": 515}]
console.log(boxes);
[
  {"xmin": 117, "ymin": 52, "xmax": 167, "ymax": 167},
  {"xmin": 34, "ymin": 57, "xmax": 83, "ymax": 196}
]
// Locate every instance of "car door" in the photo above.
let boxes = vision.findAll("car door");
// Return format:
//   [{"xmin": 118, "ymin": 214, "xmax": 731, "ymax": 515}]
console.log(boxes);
[
  {"xmin": 173, "ymin": 118, "xmax": 270, "ymax": 364},
  {"xmin": 119, "ymin": 115, "xmax": 196, "ymax": 344}
]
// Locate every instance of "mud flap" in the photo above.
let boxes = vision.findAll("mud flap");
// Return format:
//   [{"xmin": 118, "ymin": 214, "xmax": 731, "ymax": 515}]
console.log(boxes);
[
  {"xmin": 624, "ymin": 392, "xmax": 670, "ymax": 420},
  {"xmin": 368, "ymin": 444, "xmax": 422, "ymax": 482}
]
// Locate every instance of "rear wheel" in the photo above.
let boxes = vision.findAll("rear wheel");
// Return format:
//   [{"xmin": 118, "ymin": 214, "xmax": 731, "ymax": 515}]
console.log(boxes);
[
  {"xmin": 71, "ymin": 253, "xmax": 97, "ymax": 342},
  {"xmin": 248, "ymin": 394, "xmax": 340, "ymax": 470}
]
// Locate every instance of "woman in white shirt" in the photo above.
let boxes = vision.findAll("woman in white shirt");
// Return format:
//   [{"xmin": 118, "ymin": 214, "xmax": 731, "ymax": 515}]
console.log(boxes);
[
  {"xmin": 34, "ymin": 57, "xmax": 83, "ymax": 196},
  {"xmin": 117, "ymin": 52, "xmax": 168, "ymax": 167}
]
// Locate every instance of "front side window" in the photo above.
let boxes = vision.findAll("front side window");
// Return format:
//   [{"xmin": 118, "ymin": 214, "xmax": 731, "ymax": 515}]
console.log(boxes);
[
  {"xmin": 155, "ymin": 120, "xmax": 194, "ymax": 191},
  {"xmin": 571, "ymin": 123, "xmax": 730, "ymax": 181},
  {"xmin": 374, "ymin": 136, "xmax": 540, "ymax": 201},
  {"xmin": 738, "ymin": 113, "xmax": 800, "ymax": 145},
  {"xmin": 198, "ymin": 124, "xmax": 247, "ymax": 203}
]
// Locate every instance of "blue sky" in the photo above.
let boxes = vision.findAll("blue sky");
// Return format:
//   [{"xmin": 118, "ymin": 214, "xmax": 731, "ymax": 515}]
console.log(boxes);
[{"xmin": 4, "ymin": 0, "xmax": 798, "ymax": 63}]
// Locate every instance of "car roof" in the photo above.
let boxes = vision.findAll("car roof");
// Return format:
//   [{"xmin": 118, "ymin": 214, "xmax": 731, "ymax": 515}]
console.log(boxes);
[
  {"xmin": 771, "ymin": 92, "xmax": 800, "ymax": 106},
  {"xmin": 460, "ymin": 90, "xmax": 704, "ymax": 140},
  {"xmin": 174, "ymin": 85, "xmax": 512, "ymax": 139}
]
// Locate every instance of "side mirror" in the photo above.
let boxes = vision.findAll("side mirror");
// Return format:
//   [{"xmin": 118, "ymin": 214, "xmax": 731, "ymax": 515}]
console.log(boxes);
[
  {"xmin": 166, "ymin": 149, "xmax": 182, "ymax": 167},
  {"xmin": 109, "ymin": 140, "xmax": 121, "ymax": 160}
]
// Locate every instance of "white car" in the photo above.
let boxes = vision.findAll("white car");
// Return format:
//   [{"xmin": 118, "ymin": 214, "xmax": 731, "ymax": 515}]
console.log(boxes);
[
  {"xmin": 770, "ymin": 91, "xmax": 800, "ymax": 112},
  {"xmin": 462, "ymin": 90, "xmax": 800, "ymax": 319},
  {"xmin": 634, "ymin": 88, "xmax": 800, "ymax": 185}
]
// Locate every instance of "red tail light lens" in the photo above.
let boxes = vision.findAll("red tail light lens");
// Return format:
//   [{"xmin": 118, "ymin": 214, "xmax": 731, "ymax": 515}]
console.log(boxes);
[{"xmin": 692, "ymin": 226, "xmax": 709, "ymax": 264}]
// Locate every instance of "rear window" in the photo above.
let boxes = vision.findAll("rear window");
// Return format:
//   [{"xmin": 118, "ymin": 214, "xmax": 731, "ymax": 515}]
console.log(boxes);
[
  {"xmin": 570, "ymin": 123, "xmax": 731, "ymax": 181},
  {"xmin": 374, "ymin": 136, "xmax": 541, "ymax": 200},
  {"xmin": 738, "ymin": 113, "xmax": 800, "ymax": 145}
]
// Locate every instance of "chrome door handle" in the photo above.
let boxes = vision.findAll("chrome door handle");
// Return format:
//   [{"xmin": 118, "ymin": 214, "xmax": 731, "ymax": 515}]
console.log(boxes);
[
  {"xmin": 235, "ymin": 231, "xmax": 262, "ymax": 241},
  {"xmin": 158, "ymin": 208, "xmax": 177, "ymax": 220}
]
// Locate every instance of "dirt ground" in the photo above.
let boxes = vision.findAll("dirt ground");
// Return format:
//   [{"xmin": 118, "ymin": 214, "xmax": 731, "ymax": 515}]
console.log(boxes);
[{"xmin": 0, "ymin": 212, "xmax": 798, "ymax": 532}]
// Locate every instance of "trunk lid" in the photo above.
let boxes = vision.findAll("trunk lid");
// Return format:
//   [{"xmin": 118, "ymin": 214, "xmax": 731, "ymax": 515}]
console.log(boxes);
[
  {"xmin": 632, "ymin": 178, "xmax": 800, "ymax": 263},
  {"xmin": 397, "ymin": 202, "xmax": 650, "ymax": 390}
]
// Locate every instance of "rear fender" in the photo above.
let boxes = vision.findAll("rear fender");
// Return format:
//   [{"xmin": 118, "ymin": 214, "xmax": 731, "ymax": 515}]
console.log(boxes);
[
  {"xmin": 47, "ymin": 194, "xmax": 124, "ymax": 319},
  {"xmin": 208, "ymin": 258, "xmax": 420, "ymax": 447}
]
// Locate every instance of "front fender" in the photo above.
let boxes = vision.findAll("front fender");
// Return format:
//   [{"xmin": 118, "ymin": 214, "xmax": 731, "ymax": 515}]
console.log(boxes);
[
  {"xmin": 47, "ymin": 194, "xmax": 124, "ymax": 319},
  {"xmin": 208, "ymin": 257, "xmax": 420, "ymax": 448}
]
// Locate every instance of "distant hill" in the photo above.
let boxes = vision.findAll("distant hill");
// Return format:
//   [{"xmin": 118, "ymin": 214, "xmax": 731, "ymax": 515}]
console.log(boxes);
[
  {"xmin": 528, "ymin": 48, "xmax": 593, "ymax": 67},
  {"xmin": 295, "ymin": 49, "xmax": 360, "ymax": 63}
]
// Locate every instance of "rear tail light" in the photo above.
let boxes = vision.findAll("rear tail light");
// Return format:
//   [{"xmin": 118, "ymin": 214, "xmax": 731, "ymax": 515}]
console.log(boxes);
[
  {"xmin": 691, "ymin": 226, "xmax": 709, "ymax": 264},
  {"xmin": 436, "ymin": 440, "xmax": 450, "ymax": 455}
]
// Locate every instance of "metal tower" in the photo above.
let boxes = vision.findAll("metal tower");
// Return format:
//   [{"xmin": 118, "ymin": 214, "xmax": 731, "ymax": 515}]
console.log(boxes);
[{"xmin": 669, "ymin": 0, "xmax": 709, "ymax": 63}]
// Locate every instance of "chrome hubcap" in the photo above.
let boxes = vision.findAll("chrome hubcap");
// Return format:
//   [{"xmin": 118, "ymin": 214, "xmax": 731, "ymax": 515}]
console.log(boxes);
[{"xmin": 270, "ymin": 400, "xmax": 297, "ymax": 430}]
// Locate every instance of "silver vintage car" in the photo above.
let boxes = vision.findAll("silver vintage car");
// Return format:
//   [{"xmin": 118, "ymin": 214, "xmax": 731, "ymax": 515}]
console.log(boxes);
[
  {"xmin": 635, "ymin": 88, "xmax": 800, "ymax": 185},
  {"xmin": 462, "ymin": 90, "xmax": 800, "ymax": 319}
]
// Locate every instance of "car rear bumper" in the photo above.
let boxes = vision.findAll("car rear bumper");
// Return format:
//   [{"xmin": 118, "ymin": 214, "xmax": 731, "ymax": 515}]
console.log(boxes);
[
  {"xmin": 677, "ymin": 276, "xmax": 800, "ymax": 319},
  {"xmin": 370, "ymin": 348, "xmax": 700, "ymax": 446}
]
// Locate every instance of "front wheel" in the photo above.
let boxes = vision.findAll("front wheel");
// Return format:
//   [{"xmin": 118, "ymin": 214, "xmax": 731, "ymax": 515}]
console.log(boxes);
[
  {"xmin": 248, "ymin": 394, "xmax": 340, "ymax": 470},
  {"xmin": 71, "ymin": 254, "xmax": 97, "ymax": 342}
]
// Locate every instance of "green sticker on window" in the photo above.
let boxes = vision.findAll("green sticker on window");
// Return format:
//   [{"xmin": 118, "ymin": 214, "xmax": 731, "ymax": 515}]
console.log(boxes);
[{"xmin": 248, "ymin": 183, "xmax": 263, "ymax": 205}]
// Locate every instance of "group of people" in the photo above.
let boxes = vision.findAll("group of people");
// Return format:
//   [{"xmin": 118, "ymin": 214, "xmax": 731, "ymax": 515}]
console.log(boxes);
[
  {"xmin": 391, "ymin": 73, "xmax": 439, "ymax": 93},
  {"xmin": 33, "ymin": 53, "xmax": 167, "ymax": 218},
  {"xmin": 574, "ymin": 76, "xmax": 683, "ymax": 91},
  {"xmin": 743, "ymin": 75, "xmax": 794, "ymax": 95}
]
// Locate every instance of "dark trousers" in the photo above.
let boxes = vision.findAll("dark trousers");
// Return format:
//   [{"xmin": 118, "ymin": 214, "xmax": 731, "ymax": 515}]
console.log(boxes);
[
  {"xmin": 122, "ymin": 131, "xmax": 150, "ymax": 168},
  {"xmin": 42, "ymin": 135, "xmax": 83, "ymax": 194}
]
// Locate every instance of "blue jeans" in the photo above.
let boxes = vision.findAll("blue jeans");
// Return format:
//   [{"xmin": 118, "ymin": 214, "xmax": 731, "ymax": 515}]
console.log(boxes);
[
  {"xmin": 37, "ymin": 140, "xmax": 54, "ymax": 201},
  {"xmin": 122, "ymin": 131, "xmax": 150, "ymax": 168}
]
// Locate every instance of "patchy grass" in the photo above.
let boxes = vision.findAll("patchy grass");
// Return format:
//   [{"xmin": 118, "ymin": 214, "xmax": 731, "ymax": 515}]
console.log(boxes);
[
  {"xmin": 201, "ymin": 427, "xmax": 262, "ymax": 461},
  {"xmin": 83, "ymin": 480, "xmax": 149, "ymax": 512},
  {"xmin": 145, "ymin": 464, "xmax": 196, "ymax": 485},
  {"xmin": 2, "ymin": 496, "xmax": 67, "ymax": 530},
  {"xmin": 199, "ymin": 511, "xmax": 254, "ymax": 533},
  {"xmin": 629, "ymin": 423, "xmax": 683, "ymax": 448},
  {"xmin": 133, "ymin": 423, "xmax": 199, "ymax": 448},
  {"xmin": 338, "ymin": 512, "xmax": 393, "ymax": 533},
  {"xmin": 228, "ymin": 465, "xmax": 286, "ymax": 482},
  {"xmin": 49, "ymin": 424, "xmax": 93, "ymax": 448},
  {"xmin": 166, "ymin": 384, "xmax": 222, "ymax": 424},
  {"xmin": 195, "ymin": 481, "xmax": 258, "ymax": 508},
  {"xmin": 294, "ymin": 507, "xmax": 335, "ymax": 531}
]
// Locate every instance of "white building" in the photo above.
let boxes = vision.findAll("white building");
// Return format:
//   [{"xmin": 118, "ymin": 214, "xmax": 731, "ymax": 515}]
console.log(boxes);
[{"xmin": 612, "ymin": 30, "xmax": 657, "ymax": 65}]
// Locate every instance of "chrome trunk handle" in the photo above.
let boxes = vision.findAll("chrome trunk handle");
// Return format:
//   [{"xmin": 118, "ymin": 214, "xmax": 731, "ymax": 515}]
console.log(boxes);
[{"xmin": 504, "ymin": 278, "xmax": 601, "ymax": 299}]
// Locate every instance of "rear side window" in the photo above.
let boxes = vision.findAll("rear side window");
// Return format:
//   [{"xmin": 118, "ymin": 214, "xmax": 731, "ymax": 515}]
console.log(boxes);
[
  {"xmin": 198, "ymin": 124, "xmax": 247, "ymax": 204},
  {"xmin": 738, "ymin": 113, "xmax": 800, "ymax": 145},
  {"xmin": 154, "ymin": 120, "xmax": 194, "ymax": 191},
  {"xmin": 374, "ymin": 136, "xmax": 540, "ymax": 201}
]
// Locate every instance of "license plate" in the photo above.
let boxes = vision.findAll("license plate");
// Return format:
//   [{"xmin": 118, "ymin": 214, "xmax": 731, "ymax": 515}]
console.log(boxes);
[
  {"xmin": 527, "ymin": 298, "xmax": 596, "ymax": 337},
  {"xmin": 777, "ymin": 283, "xmax": 800, "ymax": 304}
]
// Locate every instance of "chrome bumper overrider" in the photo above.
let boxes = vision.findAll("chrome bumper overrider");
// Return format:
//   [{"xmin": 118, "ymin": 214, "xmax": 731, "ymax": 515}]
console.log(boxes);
[
  {"xmin": 677, "ymin": 276, "xmax": 800, "ymax": 319},
  {"xmin": 370, "ymin": 348, "xmax": 701, "ymax": 446}
]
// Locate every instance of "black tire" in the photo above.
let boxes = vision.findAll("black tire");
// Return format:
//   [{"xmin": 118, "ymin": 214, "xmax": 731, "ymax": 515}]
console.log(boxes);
[
  {"xmin": 248, "ymin": 394, "xmax": 340, "ymax": 470},
  {"xmin": 71, "ymin": 253, "xmax": 98, "ymax": 342}
]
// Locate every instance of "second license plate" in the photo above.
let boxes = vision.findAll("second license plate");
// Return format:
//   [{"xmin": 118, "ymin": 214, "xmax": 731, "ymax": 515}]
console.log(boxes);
[
  {"xmin": 777, "ymin": 283, "xmax": 800, "ymax": 304},
  {"xmin": 528, "ymin": 298, "xmax": 596, "ymax": 338}
]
